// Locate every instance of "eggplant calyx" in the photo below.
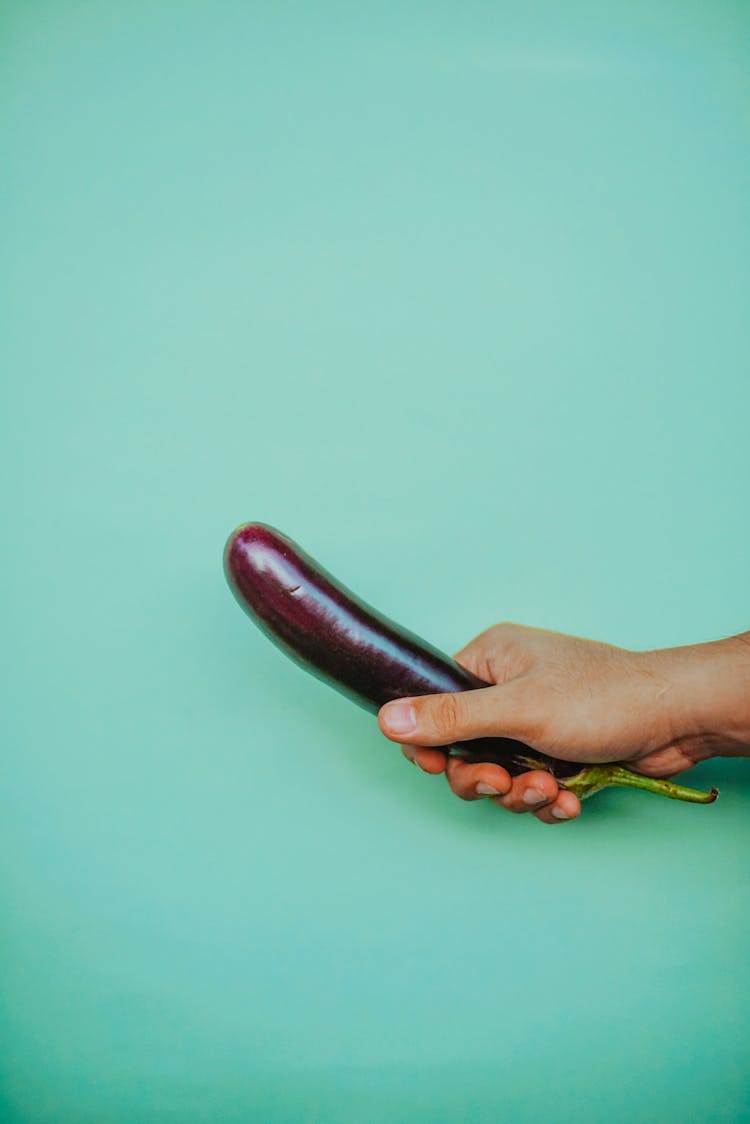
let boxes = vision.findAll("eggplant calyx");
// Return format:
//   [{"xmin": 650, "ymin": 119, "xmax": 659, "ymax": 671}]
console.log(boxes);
[{"xmin": 560, "ymin": 763, "xmax": 719, "ymax": 804}]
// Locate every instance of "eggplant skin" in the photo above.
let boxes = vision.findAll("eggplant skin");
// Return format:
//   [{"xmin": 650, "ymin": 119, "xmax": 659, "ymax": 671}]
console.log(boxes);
[{"xmin": 223, "ymin": 522, "xmax": 579, "ymax": 779}]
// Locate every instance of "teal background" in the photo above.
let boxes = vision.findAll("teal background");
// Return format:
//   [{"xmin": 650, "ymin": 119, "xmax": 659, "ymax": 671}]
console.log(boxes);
[{"xmin": 3, "ymin": 2, "xmax": 749, "ymax": 1121}]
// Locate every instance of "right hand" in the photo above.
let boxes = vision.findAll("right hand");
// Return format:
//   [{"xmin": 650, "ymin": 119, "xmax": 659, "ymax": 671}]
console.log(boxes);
[{"xmin": 378, "ymin": 622, "xmax": 749, "ymax": 824}]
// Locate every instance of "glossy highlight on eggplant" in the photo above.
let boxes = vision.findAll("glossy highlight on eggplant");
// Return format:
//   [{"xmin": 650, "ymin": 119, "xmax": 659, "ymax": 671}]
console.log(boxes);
[{"xmin": 223, "ymin": 523, "xmax": 718, "ymax": 805}]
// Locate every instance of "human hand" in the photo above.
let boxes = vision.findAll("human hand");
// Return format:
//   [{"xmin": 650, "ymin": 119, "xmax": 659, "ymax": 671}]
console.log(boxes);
[{"xmin": 377, "ymin": 623, "xmax": 750, "ymax": 824}]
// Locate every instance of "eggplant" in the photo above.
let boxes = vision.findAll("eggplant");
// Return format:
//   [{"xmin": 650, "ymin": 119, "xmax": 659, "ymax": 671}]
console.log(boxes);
[{"xmin": 224, "ymin": 522, "xmax": 718, "ymax": 804}]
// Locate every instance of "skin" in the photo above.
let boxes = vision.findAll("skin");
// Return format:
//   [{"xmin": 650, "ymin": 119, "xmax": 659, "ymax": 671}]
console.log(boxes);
[{"xmin": 377, "ymin": 623, "xmax": 750, "ymax": 824}]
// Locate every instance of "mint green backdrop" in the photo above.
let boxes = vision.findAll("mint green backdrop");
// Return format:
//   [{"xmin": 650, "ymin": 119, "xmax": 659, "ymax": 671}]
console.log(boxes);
[{"xmin": 3, "ymin": 3, "xmax": 749, "ymax": 1121}]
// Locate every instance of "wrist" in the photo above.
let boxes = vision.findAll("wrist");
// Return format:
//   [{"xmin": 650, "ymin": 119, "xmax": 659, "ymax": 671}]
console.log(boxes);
[{"xmin": 643, "ymin": 634, "xmax": 750, "ymax": 759}]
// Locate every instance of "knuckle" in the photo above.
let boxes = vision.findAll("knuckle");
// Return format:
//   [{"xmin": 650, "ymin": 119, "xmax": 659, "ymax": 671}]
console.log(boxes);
[
  {"xmin": 489, "ymin": 621, "xmax": 519, "ymax": 639},
  {"xmin": 429, "ymin": 692, "xmax": 463, "ymax": 739}
]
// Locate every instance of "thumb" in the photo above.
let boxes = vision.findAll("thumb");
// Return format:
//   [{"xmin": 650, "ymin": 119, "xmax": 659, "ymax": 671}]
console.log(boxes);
[{"xmin": 378, "ymin": 685, "xmax": 532, "ymax": 747}]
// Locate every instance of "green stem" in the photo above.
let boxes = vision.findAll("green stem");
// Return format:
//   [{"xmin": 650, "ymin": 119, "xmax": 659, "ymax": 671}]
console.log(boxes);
[{"xmin": 561, "ymin": 764, "xmax": 719, "ymax": 804}]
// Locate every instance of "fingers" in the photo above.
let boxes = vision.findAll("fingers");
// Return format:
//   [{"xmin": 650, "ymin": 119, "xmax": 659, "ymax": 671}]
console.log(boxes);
[
  {"xmin": 401, "ymin": 745, "xmax": 449, "ymax": 775},
  {"xmin": 452, "ymin": 621, "xmax": 524, "ymax": 681},
  {"xmin": 378, "ymin": 683, "xmax": 535, "ymax": 748},
  {"xmin": 443, "ymin": 762, "xmax": 582, "ymax": 823},
  {"xmin": 532, "ymin": 788, "xmax": 582, "ymax": 824},
  {"xmin": 492, "ymin": 769, "xmax": 559, "ymax": 814},
  {"xmin": 400, "ymin": 748, "xmax": 582, "ymax": 824},
  {"xmin": 400, "ymin": 745, "xmax": 516, "ymax": 799},
  {"xmin": 487, "ymin": 769, "xmax": 582, "ymax": 823},
  {"xmin": 444, "ymin": 756, "xmax": 513, "ymax": 800}
]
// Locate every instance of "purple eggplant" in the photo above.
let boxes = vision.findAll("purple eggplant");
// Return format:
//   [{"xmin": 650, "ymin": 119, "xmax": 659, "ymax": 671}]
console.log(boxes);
[{"xmin": 224, "ymin": 522, "xmax": 718, "ymax": 804}]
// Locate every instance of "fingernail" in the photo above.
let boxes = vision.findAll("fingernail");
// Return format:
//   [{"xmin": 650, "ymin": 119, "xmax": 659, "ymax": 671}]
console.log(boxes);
[
  {"xmin": 402, "ymin": 746, "xmax": 416, "ymax": 763},
  {"xmin": 552, "ymin": 806, "xmax": 570, "ymax": 819},
  {"xmin": 476, "ymin": 782, "xmax": 500, "ymax": 796},
  {"xmin": 382, "ymin": 702, "xmax": 416, "ymax": 734},
  {"xmin": 523, "ymin": 787, "xmax": 546, "ymax": 806}
]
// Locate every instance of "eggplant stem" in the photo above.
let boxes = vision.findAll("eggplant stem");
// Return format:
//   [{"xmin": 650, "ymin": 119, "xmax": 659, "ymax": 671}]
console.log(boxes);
[{"xmin": 561, "ymin": 763, "xmax": 719, "ymax": 804}]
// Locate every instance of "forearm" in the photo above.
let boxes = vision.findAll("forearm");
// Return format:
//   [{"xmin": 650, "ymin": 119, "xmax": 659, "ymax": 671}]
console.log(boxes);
[{"xmin": 644, "ymin": 632, "xmax": 750, "ymax": 759}]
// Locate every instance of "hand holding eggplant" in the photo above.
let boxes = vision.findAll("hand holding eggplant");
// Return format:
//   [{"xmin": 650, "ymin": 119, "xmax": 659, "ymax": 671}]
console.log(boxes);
[
  {"xmin": 379, "ymin": 623, "xmax": 750, "ymax": 823},
  {"xmin": 224, "ymin": 523, "xmax": 744, "ymax": 823}
]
